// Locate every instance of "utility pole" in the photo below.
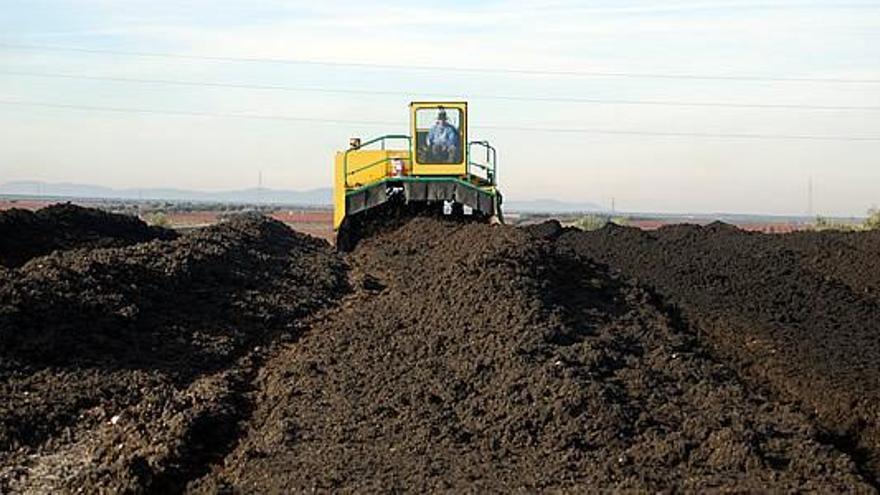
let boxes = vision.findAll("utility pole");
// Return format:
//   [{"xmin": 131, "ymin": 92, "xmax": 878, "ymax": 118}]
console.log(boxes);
[{"xmin": 611, "ymin": 197, "xmax": 616, "ymax": 215}]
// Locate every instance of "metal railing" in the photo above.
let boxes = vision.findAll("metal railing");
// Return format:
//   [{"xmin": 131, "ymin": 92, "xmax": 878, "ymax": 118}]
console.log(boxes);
[
  {"xmin": 467, "ymin": 140, "xmax": 497, "ymax": 185},
  {"xmin": 343, "ymin": 135, "xmax": 497, "ymax": 189},
  {"xmin": 344, "ymin": 134, "xmax": 411, "ymax": 187}
]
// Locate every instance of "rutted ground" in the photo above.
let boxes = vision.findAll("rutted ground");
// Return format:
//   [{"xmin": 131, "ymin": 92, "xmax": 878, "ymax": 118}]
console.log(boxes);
[{"xmin": 0, "ymin": 206, "xmax": 877, "ymax": 492}]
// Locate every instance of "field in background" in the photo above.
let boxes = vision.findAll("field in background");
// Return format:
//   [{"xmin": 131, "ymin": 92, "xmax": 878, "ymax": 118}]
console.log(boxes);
[
  {"xmin": 3, "ymin": 196, "xmax": 865, "ymax": 237},
  {"xmin": 0, "ymin": 197, "xmax": 334, "ymax": 241}
]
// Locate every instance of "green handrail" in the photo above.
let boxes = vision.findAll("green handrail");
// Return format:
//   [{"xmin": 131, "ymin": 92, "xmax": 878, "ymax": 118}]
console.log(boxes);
[
  {"xmin": 343, "ymin": 135, "xmax": 497, "ymax": 189},
  {"xmin": 467, "ymin": 141, "xmax": 497, "ymax": 185},
  {"xmin": 344, "ymin": 134, "xmax": 411, "ymax": 187}
]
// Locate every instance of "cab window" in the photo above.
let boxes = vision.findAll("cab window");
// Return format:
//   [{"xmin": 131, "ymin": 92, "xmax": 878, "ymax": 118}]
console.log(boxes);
[{"xmin": 415, "ymin": 107, "xmax": 463, "ymax": 164}]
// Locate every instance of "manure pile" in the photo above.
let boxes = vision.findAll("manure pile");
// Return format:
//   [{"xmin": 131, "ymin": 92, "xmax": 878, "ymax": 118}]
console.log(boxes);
[
  {"xmin": 1, "ymin": 206, "xmax": 878, "ymax": 492},
  {"xmin": 0, "ymin": 203, "xmax": 176, "ymax": 268},
  {"xmin": 0, "ymin": 207, "xmax": 347, "ymax": 493},
  {"xmin": 560, "ymin": 223, "xmax": 880, "ymax": 483}
]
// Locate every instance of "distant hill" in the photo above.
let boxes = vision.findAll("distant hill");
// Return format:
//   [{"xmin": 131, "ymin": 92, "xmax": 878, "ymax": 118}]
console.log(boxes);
[{"xmin": 0, "ymin": 181, "xmax": 332, "ymax": 206}]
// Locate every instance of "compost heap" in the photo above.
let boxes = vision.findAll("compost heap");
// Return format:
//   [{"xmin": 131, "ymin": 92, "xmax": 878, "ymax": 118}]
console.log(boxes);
[
  {"xmin": 0, "ymin": 206, "xmax": 877, "ymax": 492},
  {"xmin": 559, "ymin": 223, "xmax": 880, "ymax": 481},
  {"xmin": 0, "ymin": 208, "xmax": 347, "ymax": 493},
  {"xmin": 0, "ymin": 203, "xmax": 176, "ymax": 268}
]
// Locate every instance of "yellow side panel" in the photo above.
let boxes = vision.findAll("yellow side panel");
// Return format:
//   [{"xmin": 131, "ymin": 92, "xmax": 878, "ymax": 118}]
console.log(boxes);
[
  {"xmin": 333, "ymin": 152, "xmax": 346, "ymax": 230},
  {"xmin": 343, "ymin": 150, "xmax": 409, "ymax": 188},
  {"xmin": 411, "ymin": 163, "xmax": 467, "ymax": 176},
  {"xmin": 333, "ymin": 149, "xmax": 410, "ymax": 230}
]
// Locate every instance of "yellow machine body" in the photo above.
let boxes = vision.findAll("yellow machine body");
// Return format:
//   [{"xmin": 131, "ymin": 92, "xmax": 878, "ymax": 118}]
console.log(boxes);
[
  {"xmin": 333, "ymin": 149, "xmax": 411, "ymax": 228},
  {"xmin": 333, "ymin": 101, "xmax": 501, "ymax": 231}
]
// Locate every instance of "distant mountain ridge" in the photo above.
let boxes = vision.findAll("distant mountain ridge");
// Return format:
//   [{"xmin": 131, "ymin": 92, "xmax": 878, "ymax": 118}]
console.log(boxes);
[{"xmin": 0, "ymin": 181, "xmax": 332, "ymax": 206}]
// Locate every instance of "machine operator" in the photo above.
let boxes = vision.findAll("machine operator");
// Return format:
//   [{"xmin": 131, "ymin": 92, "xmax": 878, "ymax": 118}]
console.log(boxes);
[{"xmin": 425, "ymin": 108, "xmax": 459, "ymax": 163}]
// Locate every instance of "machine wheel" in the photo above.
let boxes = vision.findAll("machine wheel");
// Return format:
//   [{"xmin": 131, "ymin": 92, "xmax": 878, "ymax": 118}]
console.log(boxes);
[{"xmin": 491, "ymin": 193, "xmax": 505, "ymax": 225}]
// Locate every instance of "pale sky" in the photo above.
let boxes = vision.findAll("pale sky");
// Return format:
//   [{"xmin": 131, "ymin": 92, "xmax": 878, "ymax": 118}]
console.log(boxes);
[{"xmin": 1, "ymin": 0, "xmax": 879, "ymax": 215}]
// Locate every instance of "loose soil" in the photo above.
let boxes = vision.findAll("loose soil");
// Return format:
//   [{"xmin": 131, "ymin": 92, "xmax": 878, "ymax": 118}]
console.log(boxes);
[
  {"xmin": 559, "ymin": 222, "xmax": 880, "ymax": 481},
  {"xmin": 195, "ymin": 218, "xmax": 869, "ymax": 492},
  {"xmin": 0, "ymin": 203, "xmax": 176, "ymax": 268},
  {"xmin": 0, "ymin": 213, "xmax": 347, "ymax": 492},
  {"xmin": 0, "ymin": 207, "xmax": 878, "ymax": 492}
]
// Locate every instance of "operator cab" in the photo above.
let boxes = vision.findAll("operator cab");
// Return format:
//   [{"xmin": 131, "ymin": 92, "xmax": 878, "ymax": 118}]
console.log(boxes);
[{"xmin": 414, "ymin": 105, "xmax": 465, "ymax": 165}]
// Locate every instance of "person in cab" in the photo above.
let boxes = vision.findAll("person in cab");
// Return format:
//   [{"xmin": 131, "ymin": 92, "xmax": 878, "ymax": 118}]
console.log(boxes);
[{"xmin": 425, "ymin": 108, "xmax": 459, "ymax": 163}]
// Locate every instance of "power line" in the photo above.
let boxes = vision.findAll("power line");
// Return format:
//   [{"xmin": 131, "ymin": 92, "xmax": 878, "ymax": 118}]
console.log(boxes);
[
  {"xmin": 0, "ymin": 99, "xmax": 400, "ymax": 126},
  {"xmin": 3, "ymin": 70, "xmax": 879, "ymax": 111},
  {"xmin": 480, "ymin": 124, "xmax": 880, "ymax": 141},
  {"xmin": 2, "ymin": 99, "xmax": 878, "ymax": 142},
  {"xmin": 3, "ymin": 42, "xmax": 880, "ymax": 84}
]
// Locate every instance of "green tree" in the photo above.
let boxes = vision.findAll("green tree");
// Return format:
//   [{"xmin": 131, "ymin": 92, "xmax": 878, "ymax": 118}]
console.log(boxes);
[
  {"xmin": 865, "ymin": 208, "xmax": 880, "ymax": 230},
  {"xmin": 574, "ymin": 214, "xmax": 609, "ymax": 231},
  {"xmin": 813, "ymin": 215, "xmax": 831, "ymax": 230},
  {"xmin": 143, "ymin": 212, "xmax": 172, "ymax": 228}
]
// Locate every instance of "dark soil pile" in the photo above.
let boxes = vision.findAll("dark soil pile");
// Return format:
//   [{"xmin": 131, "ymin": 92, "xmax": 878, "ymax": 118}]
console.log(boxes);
[
  {"xmin": 199, "ymin": 218, "xmax": 869, "ymax": 492},
  {"xmin": 2, "ymin": 211, "xmax": 877, "ymax": 492},
  {"xmin": 559, "ymin": 223, "xmax": 880, "ymax": 480},
  {"xmin": 0, "ymin": 203, "xmax": 176, "ymax": 268},
  {"xmin": 0, "ymin": 215, "xmax": 347, "ymax": 493},
  {"xmin": 776, "ymin": 229, "xmax": 880, "ymax": 300}
]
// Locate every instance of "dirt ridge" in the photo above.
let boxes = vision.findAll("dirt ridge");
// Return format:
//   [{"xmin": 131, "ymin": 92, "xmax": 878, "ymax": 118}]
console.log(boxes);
[
  {"xmin": 1, "ymin": 207, "xmax": 879, "ymax": 492},
  {"xmin": 198, "ymin": 218, "xmax": 871, "ymax": 491},
  {"xmin": 559, "ymin": 222, "xmax": 880, "ymax": 482},
  {"xmin": 0, "ymin": 213, "xmax": 347, "ymax": 492},
  {"xmin": 0, "ymin": 203, "xmax": 176, "ymax": 268}
]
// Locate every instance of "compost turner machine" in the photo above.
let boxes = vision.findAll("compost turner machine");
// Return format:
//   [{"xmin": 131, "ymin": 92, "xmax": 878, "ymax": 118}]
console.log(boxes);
[{"xmin": 334, "ymin": 101, "xmax": 502, "ymax": 249}]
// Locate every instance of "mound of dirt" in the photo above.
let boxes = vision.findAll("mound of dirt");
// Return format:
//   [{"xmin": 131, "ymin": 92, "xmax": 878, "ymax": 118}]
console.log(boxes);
[
  {"xmin": 0, "ymin": 214, "xmax": 348, "ymax": 492},
  {"xmin": 199, "ymin": 218, "xmax": 869, "ymax": 492},
  {"xmin": 0, "ymin": 203, "xmax": 176, "ymax": 268},
  {"xmin": 520, "ymin": 218, "xmax": 565, "ymax": 240},
  {"xmin": 559, "ymin": 222, "xmax": 880, "ymax": 480},
  {"xmin": 2, "ymin": 212, "xmax": 877, "ymax": 492},
  {"xmin": 777, "ymin": 229, "xmax": 880, "ymax": 300}
]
